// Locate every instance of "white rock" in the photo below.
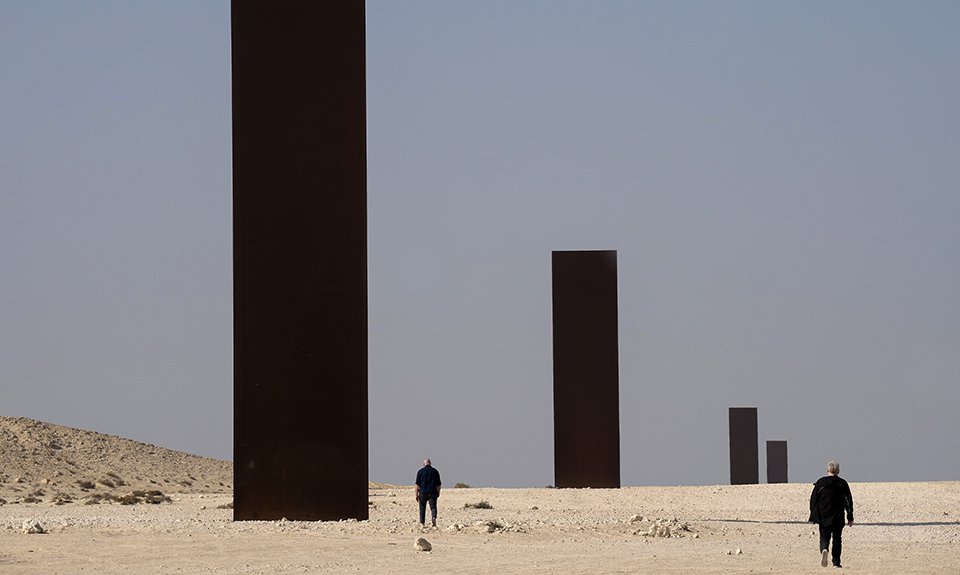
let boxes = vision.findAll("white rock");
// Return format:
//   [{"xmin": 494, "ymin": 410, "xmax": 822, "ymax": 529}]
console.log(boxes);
[
  {"xmin": 629, "ymin": 514, "xmax": 643, "ymax": 523},
  {"xmin": 645, "ymin": 523, "xmax": 672, "ymax": 537},
  {"xmin": 22, "ymin": 521, "xmax": 45, "ymax": 534},
  {"xmin": 415, "ymin": 537, "xmax": 432, "ymax": 552},
  {"xmin": 736, "ymin": 548, "xmax": 743, "ymax": 555}
]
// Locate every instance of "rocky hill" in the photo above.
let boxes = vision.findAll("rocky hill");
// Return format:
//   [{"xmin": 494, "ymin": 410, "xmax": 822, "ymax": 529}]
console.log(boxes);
[{"xmin": 0, "ymin": 416, "xmax": 231, "ymax": 505}]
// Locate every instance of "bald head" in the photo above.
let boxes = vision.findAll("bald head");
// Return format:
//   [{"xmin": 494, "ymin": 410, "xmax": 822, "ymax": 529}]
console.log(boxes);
[{"xmin": 424, "ymin": 458, "xmax": 431, "ymax": 467}]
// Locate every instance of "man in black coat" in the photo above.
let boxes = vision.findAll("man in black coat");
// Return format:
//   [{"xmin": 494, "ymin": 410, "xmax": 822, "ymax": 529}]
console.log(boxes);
[
  {"xmin": 415, "ymin": 458, "xmax": 442, "ymax": 527},
  {"xmin": 809, "ymin": 460, "xmax": 854, "ymax": 568}
]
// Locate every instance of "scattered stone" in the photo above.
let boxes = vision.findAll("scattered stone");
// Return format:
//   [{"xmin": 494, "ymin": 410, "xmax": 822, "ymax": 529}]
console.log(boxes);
[
  {"xmin": 473, "ymin": 520, "xmax": 499, "ymax": 533},
  {"xmin": 469, "ymin": 519, "xmax": 527, "ymax": 534},
  {"xmin": 21, "ymin": 521, "xmax": 45, "ymax": 534},
  {"xmin": 530, "ymin": 506, "xmax": 538, "ymax": 510},
  {"xmin": 725, "ymin": 550, "xmax": 732, "ymax": 555},
  {"xmin": 637, "ymin": 517, "xmax": 693, "ymax": 538},
  {"xmin": 415, "ymin": 537, "xmax": 432, "ymax": 552},
  {"xmin": 693, "ymin": 533, "xmax": 700, "ymax": 539},
  {"xmin": 629, "ymin": 514, "xmax": 643, "ymax": 523},
  {"xmin": 736, "ymin": 548, "xmax": 743, "ymax": 555}
]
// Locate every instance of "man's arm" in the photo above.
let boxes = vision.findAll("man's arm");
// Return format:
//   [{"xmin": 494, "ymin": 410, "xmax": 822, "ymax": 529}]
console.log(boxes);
[
  {"xmin": 845, "ymin": 482, "xmax": 854, "ymax": 525},
  {"xmin": 809, "ymin": 482, "xmax": 820, "ymax": 523}
]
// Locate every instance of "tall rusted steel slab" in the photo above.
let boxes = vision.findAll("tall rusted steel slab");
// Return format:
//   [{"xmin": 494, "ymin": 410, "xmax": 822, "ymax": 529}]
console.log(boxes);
[
  {"xmin": 766, "ymin": 440, "xmax": 788, "ymax": 484},
  {"xmin": 729, "ymin": 407, "xmax": 759, "ymax": 485},
  {"xmin": 232, "ymin": 0, "xmax": 368, "ymax": 521},
  {"xmin": 552, "ymin": 250, "xmax": 620, "ymax": 488}
]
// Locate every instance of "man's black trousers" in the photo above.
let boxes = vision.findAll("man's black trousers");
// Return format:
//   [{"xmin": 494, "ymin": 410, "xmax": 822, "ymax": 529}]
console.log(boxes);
[
  {"xmin": 418, "ymin": 494, "xmax": 437, "ymax": 524},
  {"xmin": 819, "ymin": 520, "xmax": 845, "ymax": 566}
]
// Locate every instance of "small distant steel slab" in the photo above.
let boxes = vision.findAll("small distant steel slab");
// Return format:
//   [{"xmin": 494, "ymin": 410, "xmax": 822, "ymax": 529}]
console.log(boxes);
[
  {"xmin": 766, "ymin": 440, "xmax": 788, "ymax": 484},
  {"xmin": 729, "ymin": 407, "xmax": 759, "ymax": 485},
  {"xmin": 552, "ymin": 250, "xmax": 620, "ymax": 488}
]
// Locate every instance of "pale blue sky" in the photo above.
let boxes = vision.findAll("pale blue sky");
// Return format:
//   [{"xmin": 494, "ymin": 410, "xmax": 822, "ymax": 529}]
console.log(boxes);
[{"xmin": 2, "ymin": 1, "xmax": 959, "ymax": 487}]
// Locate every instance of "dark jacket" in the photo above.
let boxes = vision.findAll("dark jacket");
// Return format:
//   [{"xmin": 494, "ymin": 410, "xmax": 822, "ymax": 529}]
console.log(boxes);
[
  {"xmin": 809, "ymin": 475, "xmax": 854, "ymax": 526},
  {"xmin": 415, "ymin": 465, "xmax": 442, "ymax": 497}
]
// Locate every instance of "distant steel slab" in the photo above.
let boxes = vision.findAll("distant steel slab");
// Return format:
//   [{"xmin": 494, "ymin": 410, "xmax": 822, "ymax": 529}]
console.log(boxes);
[
  {"xmin": 552, "ymin": 250, "xmax": 620, "ymax": 488},
  {"xmin": 729, "ymin": 407, "xmax": 759, "ymax": 485},
  {"xmin": 766, "ymin": 440, "xmax": 788, "ymax": 484},
  {"xmin": 232, "ymin": 0, "xmax": 368, "ymax": 521}
]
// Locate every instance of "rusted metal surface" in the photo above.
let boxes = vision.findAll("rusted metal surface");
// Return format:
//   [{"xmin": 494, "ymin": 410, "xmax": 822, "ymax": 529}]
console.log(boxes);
[
  {"xmin": 729, "ymin": 407, "xmax": 759, "ymax": 485},
  {"xmin": 232, "ymin": 0, "xmax": 368, "ymax": 521},
  {"xmin": 766, "ymin": 440, "xmax": 788, "ymax": 484},
  {"xmin": 552, "ymin": 250, "xmax": 620, "ymax": 489}
]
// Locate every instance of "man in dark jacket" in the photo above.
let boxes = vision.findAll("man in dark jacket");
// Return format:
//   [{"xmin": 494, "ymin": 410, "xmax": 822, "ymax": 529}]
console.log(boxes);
[
  {"xmin": 809, "ymin": 460, "xmax": 854, "ymax": 568},
  {"xmin": 415, "ymin": 458, "xmax": 442, "ymax": 527}
]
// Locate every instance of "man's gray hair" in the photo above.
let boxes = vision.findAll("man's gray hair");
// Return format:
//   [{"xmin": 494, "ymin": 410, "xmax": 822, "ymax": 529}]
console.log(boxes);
[{"xmin": 827, "ymin": 460, "xmax": 840, "ymax": 474}]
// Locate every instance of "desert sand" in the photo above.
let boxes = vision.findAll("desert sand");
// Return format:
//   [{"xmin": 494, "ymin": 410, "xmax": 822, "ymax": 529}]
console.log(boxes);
[{"xmin": 2, "ymin": 417, "xmax": 958, "ymax": 574}]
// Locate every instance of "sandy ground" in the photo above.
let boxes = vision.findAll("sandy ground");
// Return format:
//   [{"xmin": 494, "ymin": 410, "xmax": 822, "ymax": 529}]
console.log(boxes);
[{"xmin": 2, "ymin": 482, "xmax": 959, "ymax": 574}]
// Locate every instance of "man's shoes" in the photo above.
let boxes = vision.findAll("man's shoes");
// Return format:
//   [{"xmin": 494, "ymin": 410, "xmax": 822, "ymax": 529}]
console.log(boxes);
[
  {"xmin": 833, "ymin": 565, "xmax": 842, "ymax": 569},
  {"xmin": 431, "ymin": 518, "xmax": 437, "ymax": 527},
  {"xmin": 821, "ymin": 549, "xmax": 829, "ymax": 567}
]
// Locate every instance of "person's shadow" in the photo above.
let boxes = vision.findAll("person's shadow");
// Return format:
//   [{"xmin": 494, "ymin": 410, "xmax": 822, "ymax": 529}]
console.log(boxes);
[{"xmin": 703, "ymin": 518, "xmax": 960, "ymax": 527}]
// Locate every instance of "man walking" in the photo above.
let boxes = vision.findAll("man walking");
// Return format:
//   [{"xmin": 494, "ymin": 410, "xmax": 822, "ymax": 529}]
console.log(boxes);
[
  {"xmin": 415, "ymin": 458, "xmax": 442, "ymax": 527},
  {"xmin": 809, "ymin": 460, "xmax": 854, "ymax": 568}
]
